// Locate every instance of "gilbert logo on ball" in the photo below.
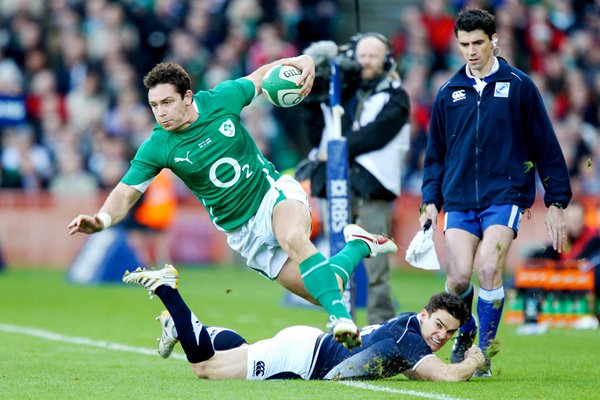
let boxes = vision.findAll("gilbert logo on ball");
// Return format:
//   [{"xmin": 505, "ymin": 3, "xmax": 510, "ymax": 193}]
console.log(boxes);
[{"xmin": 261, "ymin": 65, "xmax": 305, "ymax": 108}]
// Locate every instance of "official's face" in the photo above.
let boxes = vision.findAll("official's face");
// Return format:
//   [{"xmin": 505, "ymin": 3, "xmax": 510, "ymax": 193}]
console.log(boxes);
[
  {"xmin": 148, "ymin": 83, "xmax": 195, "ymax": 132},
  {"xmin": 456, "ymin": 29, "xmax": 496, "ymax": 78},
  {"xmin": 354, "ymin": 36, "xmax": 387, "ymax": 81},
  {"xmin": 419, "ymin": 309, "xmax": 460, "ymax": 352}
]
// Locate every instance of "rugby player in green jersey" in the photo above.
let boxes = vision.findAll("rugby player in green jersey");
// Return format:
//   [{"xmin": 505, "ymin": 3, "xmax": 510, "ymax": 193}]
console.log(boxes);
[{"xmin": 68, "ymin": 56, "xmax": 398, "ymax": 350}]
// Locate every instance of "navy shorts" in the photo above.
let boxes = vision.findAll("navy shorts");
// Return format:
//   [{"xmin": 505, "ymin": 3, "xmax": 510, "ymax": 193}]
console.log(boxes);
[{"xmin": 444, "ymin": 204, "xmax": 522, "ymax": 239}]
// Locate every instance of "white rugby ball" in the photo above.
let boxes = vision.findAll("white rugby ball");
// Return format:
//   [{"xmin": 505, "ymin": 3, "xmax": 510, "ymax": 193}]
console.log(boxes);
[{"xmin": 261, "ymin": 65, "xmax": 305, "ymax": 108}]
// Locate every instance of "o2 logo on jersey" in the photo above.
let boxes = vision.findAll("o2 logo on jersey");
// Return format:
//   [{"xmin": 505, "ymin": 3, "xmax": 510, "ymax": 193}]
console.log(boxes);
[{"xmin": 209, "ymin": 157, "xmax": 252, "ymax": 188}]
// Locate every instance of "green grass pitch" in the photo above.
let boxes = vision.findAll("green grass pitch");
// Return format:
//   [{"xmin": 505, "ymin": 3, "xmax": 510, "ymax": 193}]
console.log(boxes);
[{"xmin": 1, "ymin": 265, "xmax": 599, "ymax": 399}]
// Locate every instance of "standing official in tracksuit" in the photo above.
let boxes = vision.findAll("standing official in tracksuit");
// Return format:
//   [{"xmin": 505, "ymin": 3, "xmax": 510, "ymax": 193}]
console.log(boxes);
[
  {"xmin": 303, "ymin": 33, "xmax": 411, "ymax": 325},
  {"xmin": 420, "ymin": 9, "xmax": 571, "ymax": 377}
]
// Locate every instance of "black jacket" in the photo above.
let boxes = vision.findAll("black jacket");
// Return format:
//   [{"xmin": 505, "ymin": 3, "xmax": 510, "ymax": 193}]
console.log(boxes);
[{"xmin": 302, "ymin": 76, "xmax": 410, "ymax": 201}]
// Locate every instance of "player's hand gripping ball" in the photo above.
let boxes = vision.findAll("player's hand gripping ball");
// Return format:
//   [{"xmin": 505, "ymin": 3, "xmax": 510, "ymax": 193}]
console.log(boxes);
[{"xmin": 261, "ymin": 65, "xmax": 306, "ymax": 108}]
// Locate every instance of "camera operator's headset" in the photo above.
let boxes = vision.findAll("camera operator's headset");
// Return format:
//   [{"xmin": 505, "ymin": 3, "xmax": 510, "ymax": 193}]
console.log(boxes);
[{"xmin": 344, "ymin": 32, "xmax": 396, "ymax": 73}]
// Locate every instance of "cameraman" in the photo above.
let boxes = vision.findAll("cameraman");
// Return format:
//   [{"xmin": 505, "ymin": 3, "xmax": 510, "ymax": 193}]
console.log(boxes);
[{"xmin": 300, "ymin": 33, "xmax": 411, "ymax": 324}]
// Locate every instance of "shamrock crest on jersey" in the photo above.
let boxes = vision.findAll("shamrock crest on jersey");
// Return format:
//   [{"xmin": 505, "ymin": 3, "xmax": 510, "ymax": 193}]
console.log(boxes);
[{"xmin": 219, "ymin": 119, "xmax": 235, "ymax": 137}]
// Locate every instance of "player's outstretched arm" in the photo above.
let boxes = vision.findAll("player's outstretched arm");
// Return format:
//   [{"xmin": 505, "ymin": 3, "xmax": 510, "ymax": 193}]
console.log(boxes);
[
  {"xmin": 244, "ymin": 55, "xmax": 315, "ymax": 96},
  {"xmin": 411, "ymin": 345, "xmax": 485, "ymax": 381},
  {"xmin": 67, "ymin": 183, "xmax": 143, "ymax": 235}
]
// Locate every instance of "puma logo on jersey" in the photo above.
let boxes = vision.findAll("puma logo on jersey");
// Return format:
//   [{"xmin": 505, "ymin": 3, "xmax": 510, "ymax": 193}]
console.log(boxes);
[
  {"xmin": 174, "ymin": 150, "xmax": 193, "ymax": 164},
  {"xmin": 219, "ymin": 119, "xmax": 235, "ymax": 137}
]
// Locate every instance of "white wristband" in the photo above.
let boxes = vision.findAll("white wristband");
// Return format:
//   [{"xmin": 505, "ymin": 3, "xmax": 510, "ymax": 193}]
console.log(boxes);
[{"xmin": 97, "ymin": 212, "xmax": 112, "ymax": 230}]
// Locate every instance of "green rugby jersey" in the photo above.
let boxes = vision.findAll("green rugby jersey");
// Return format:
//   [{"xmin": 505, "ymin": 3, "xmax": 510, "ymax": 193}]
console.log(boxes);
[{"xmin": 122, "ymin": 78, "xmax": 281, "ymax": 231}]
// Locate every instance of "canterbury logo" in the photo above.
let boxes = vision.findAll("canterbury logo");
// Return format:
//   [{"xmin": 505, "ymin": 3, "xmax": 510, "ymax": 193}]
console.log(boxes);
[
  {"xmin": 253, "ymin": 360, "xmax": 265, "ymax": 377},
  {"xmin": 452, "ymin": 90, "xmax": 466, "ymax": 102},
  {"xmin": 174, "ymin": 151, "xmax": 193, "ymax": 164}
]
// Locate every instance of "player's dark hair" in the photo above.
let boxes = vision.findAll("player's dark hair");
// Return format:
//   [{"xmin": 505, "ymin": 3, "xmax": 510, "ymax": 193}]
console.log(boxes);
[
  {"xmin": 454, "ymin": 8, "xmax": 496, "ymax": 39},
  {"xmin": 424, "ymin": 292, "xmax": 469, "ymax": 326},
  {"xmin": 143, "ymin": 62, "xmax": 192, "ymax": 98}
]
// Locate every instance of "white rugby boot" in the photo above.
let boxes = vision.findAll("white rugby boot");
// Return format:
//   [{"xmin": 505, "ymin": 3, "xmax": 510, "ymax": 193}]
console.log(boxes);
[
  {"xmin": 343, "ymin": 224, "xmax": 398, "ymax": 257},
  {"xmin": 329, "ymin": 316, "xmax": 362, "ymax": 350},
  {"xmin": 122, "ymin": 264, "xmax": 179, "ymax": 299},
  {"xmin": 155, "ymin": 310, "xmax": 179, "ymax": 359}
]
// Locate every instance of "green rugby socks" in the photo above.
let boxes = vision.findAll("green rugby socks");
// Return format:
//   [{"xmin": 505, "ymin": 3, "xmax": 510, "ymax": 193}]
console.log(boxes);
[
  {"xmin": 329, "ymin": 240, "xmax": 370, "ymax": 288},
  {"xmin": 299, "ymin": 253, "xmax": 352, "ymax": 320}
]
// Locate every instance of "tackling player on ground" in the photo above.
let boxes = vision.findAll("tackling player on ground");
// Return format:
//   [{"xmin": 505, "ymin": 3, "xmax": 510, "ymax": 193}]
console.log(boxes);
[
  {"xmin": 68, "ymin": 57, "xmax": 398, "ymax": 349},
  {"xmin": 122, "ymin": 262, "xmax": 487, "ymax": 381}
]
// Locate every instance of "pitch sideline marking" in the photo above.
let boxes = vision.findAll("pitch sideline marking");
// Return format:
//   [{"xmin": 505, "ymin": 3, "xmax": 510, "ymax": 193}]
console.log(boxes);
[
  {"xmin": 0, "ymin": 322, "xmax": 186, "ymax": 361},
  {"xmin": 338, "ymin": 381, "xmax": 469, "ymax": 400},
  {"xmin": 1, "ymin": 323, "xmax": 468, "ymax": 400}
]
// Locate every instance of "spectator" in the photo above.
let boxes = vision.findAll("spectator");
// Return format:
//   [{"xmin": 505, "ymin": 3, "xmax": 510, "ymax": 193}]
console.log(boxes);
[
  {"xmin": 26, "ymin": 68, "xmax": 67, "ymax": 141},
  {"xmin": 164, "ymin": 29, "xmax": 211, "ymax": 91},
  {"xmin": 49, "ymin": 147, "xmax": 98, "ymax": 197},
  {"xmin": 66, "ymin": 70, "xmax": 109, "ymax": 133},
  {"xmin": 420, "ymin": 0, "xmax": 456, "ymax": 72},
  {"xmin": 246, "ymin": 22, "xmax": 297, "ymax": 73},
  {"xmin": 1, "ymin": 125, "xmax": 53, "ymax": 190}
]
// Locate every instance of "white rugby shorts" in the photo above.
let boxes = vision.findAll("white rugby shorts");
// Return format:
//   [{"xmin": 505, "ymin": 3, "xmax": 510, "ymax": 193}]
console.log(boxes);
[
  {"xmin": 246, "ymin": 325, "xmax": 322, "ymax": 380},
  {"xmin": 226, "ymin": 175, "xmax": 311, "ymax": 279}
]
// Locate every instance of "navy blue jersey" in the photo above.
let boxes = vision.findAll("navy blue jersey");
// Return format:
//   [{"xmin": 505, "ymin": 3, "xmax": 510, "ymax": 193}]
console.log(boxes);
[{"xmin": 310, "ymin": 312, "xmax": 434, "ymax": 380}]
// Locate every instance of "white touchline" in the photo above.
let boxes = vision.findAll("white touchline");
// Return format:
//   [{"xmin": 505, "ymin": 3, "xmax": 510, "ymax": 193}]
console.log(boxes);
[
  {"xmin": 0, "ymin": 323, "xmax": 186, "ymax": 361},
  {"xmin": 1, "ymin": 323, "xmax": 468, "ymax": 400},
  {"xmin": 338, "ymin": 381, "xmax": 470, "ymax": 400}
]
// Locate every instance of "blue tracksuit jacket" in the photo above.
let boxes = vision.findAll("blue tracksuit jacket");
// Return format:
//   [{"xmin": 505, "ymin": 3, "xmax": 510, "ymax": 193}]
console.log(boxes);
[{"xmin": 422, "ymin": 57, "xmax": 571, "ymax": 211}]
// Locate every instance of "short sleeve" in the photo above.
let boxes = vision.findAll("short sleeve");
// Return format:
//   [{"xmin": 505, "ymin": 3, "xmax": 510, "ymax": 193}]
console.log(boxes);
[
  {"xmin": 121, "ymin": 138, "xmax": 163, "ymax": 190},
  {"xmin": 208, "ymin": 79, "xmax": 256, "ymax": 114}
]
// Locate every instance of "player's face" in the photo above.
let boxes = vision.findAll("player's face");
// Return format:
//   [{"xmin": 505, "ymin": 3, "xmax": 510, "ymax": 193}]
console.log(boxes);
[
  {"xmin": 355, "ymin": 36, "xmax": 386, "ymax": 81},
  {"xmin": 419, "ymin": 309, "xmax": 460, "ymax": 352},
  {"xmin": 456, "ymin": 29, "xmax": 495, "ymax": 78},
  {"xmin": 148, "ymin": 84, "xmax": 195, "ymax": 132}
]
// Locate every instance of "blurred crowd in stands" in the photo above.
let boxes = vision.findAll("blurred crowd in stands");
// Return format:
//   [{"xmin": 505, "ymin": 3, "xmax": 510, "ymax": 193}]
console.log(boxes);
[
  {"xmin": 0, "ymin": 0, "xmax": 599, "ymax": 203},
  {"xmin": 398, "ymin": 0, "xmax": 600, "ymax": 201},
  {"xmin": 0, "ymin": 0, "xmax": 338, "ymax": 197}
]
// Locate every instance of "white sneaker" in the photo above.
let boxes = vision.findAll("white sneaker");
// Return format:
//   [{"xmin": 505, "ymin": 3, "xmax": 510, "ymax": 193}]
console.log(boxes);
[
  {"xmin": 156, "ymin": 310, "xmax": 179, "ymax": 359},
  {"xmin": 122, "ymin": 264, "xmax": 179, "ymax": 299},
  {"xmin": 343, "ymin": 224, "xmax": 398, "ymax": 257},
  {"xmin": 329, "ymin": 316, "xmax": 362, "ymax": 350}
]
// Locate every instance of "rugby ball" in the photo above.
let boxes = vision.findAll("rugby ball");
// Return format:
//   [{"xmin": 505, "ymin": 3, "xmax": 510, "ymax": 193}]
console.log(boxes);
[{"xmin": 261, "ymin": 65, "xmax": 305, "ymax": 108}]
